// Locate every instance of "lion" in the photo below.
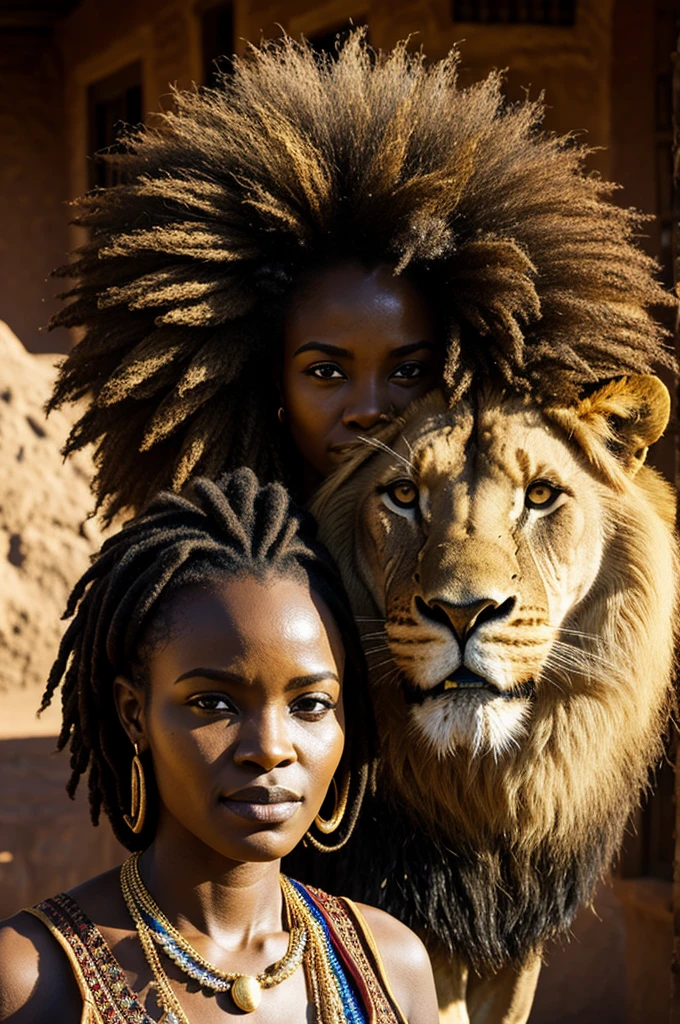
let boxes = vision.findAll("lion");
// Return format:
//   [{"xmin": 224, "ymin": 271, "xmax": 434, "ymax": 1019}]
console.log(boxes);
[{"xmin": 308, "ymin": 375, "xmax": 678, "ymax": 1024}]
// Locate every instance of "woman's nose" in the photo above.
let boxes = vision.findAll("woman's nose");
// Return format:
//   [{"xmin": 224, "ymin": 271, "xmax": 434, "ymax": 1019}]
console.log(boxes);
[
  {"xmin": 232, "ymin": 710, "xmax": 297, "ymax": 772},
  {"xmin": 342, "ymin": 382, "xmax": 387, "ymax": 431}
]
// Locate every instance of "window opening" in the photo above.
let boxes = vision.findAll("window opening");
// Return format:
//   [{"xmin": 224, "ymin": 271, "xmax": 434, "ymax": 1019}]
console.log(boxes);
[
  {"xmin": 87, "ymin": 62, "xmax": 143, "ymax": 189},
  {"xmin": 201, "ymin": 2, "xmax": 234, "ymax": 87}
]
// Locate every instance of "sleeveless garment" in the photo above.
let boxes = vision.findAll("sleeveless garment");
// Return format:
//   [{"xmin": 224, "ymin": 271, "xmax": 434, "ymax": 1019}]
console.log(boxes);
[{"xmin": 26, "ymin": 882, "xmax": 408, "ymax": 1024}]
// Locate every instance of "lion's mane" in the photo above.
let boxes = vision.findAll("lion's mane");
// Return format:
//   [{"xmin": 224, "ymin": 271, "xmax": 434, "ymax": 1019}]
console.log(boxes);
[
  {"xmin": 48, "ymin": 32, "xmax": 673, "ymax": 522},
  {"xmin": 297, "ymin": 393, "xmax": 678, "ymax": 973}
]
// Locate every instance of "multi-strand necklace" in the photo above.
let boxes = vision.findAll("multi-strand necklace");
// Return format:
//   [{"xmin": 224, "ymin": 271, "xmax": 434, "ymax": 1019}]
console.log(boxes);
[
  {"xmin": 120, "ymin": 854, "xmax": 366, "ymax": 1023},
  {"xmin": 120, "ymin": 853, "xmax": 306, "ymax": 1020}
]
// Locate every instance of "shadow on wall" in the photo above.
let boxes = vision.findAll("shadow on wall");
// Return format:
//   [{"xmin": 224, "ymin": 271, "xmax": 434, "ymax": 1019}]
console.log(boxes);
[
  {"xmin": 530, "ymin": 877, "xmax": 671, "ymax": 1024},
  {"xmin": 0, "ymin": 735, "xmax": 125, "ymax": 919}
]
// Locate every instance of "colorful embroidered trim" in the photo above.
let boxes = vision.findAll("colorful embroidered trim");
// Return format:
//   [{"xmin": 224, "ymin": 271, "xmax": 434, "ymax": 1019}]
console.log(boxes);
[
  {"xmin": 305, "ymin": 884, "xmax": 407, "ymax": 1024},
  {"xmin": 289, "ymin": 879, "xmax": 367, "ymax": 1024},
  {"xmin": 33, "ymin": 893, "xmax": 152, "ymax": 1024}
]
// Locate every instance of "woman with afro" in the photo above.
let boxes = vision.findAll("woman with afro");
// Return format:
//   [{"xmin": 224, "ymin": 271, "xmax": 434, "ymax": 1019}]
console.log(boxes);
[{"xmin": 47, "ymin": 30, "xmax": 673, "ymax": 522}]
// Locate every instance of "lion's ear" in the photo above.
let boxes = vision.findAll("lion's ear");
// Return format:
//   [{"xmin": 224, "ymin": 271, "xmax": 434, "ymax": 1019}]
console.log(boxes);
[
  {"xmin": 573, "ymin": 375, "xmax": 670, "ymax": 476},
  {"xmin": 547, "ymin": 375, "xmax": 671, "ymax": 481}
]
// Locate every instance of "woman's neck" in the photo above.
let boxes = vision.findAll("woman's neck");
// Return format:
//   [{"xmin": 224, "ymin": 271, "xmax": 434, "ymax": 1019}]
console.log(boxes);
[{"xmin": 138, "ymin": 830, "xmax": 285, "ymax": 951}]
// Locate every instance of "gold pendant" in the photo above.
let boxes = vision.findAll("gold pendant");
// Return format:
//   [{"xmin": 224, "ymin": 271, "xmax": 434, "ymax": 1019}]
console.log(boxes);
[{"xmin": 231, "ymin": 975, "xmax": 262, "ymax": 1013}]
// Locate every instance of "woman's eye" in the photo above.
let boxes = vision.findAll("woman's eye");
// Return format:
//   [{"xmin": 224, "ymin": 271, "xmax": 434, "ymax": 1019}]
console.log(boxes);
[
  {"xmin": 291, "ymin": 695, "xmax": 336, "ymax": 718},
  {"xmin": 385, "ymin": 479, "xmax": 420, "ymax": 509},
  {"xmin": 391, "ymin": 361, "xmax": 426, "ymax": 381},
  {"xmin": 525, "ymin": 480, "xmax": 561, "ymax": 510},
  {"xmin": 189, "ymin": 694, "xmax": 236, "ymax": 713},
  {"xmin": 306, "ymin": 363, "xmax": 346, "ymax": 381}
]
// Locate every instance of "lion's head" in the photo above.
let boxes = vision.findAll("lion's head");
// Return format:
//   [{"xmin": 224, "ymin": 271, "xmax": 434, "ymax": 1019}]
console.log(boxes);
[{"xmin": 310, "ymin": 376, "xmax": 677, "ymax": 968}]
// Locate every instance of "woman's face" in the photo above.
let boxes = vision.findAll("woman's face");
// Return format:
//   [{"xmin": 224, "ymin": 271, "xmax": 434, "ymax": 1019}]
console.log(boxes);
[
  {"xmin": 281, "ymin": 263, "xmax": 442, "ymax": 484},
  {"xmin": 117, "ymin": 574, "xmax": 346, "ymax": 864}
]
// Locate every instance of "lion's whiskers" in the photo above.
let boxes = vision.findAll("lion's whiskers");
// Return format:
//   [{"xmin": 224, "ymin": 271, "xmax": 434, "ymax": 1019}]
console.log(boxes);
[
  {"xmin": 358, "ymin": 435, "xmax": 415, "ymax": 473},
  {"xmin": 558, "ymin": 627, "xmax": 598, "ymax": 638},
  {"xmin": 372, "ymin": 665, "xmax": 400, "ymax": 689},
  {"xmin": 549, "ymin": 638, "xmax": 617, "ymax": 673},
  {"xmin": 368, "ymin": 657, "xmax": 397, "ymax": 674}
]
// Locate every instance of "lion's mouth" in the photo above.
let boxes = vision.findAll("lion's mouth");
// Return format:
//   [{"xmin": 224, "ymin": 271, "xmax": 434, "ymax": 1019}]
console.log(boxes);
[{"xmin": 403, "ymin": 667, "xmax": 536, "ymax": 705}]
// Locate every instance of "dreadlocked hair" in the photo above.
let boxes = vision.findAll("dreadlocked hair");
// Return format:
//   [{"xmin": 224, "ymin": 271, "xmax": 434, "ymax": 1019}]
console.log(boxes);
[
  {"xmin": 48, "ymin": 30, "xmax": 675, "ymax": 523},
  {"xmin": 40, "ymin": 466, "xmax": 372, "ymax": 852}
]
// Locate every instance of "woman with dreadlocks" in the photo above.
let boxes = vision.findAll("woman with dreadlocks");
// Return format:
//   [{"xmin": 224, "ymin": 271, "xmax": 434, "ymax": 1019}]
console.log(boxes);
[
  {"xmin": 46, "ymin": 31, "xmax": 673, "ymax": 520},
  {"xmin": 0, "ymin": 469, "xmax": 438, "ymax": 1024}
]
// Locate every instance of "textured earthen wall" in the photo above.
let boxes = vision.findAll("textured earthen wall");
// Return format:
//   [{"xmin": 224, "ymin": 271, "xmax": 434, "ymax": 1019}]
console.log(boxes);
[
  {"xmin": 0, "ymin": 323, "xmax": 124, "ymax": 919},
  {"xmin": 55, "ymin": 0, "xmax": 615, "ymax": 209},
  {"xmin": 0, "ymin": 36, "xmax": 70, "ymax": 354},
  {"xmin": 0, "ymin": 736, "xmax": 125, "ymax": 920},
  {"xmin": 0, "ymin": 323, "xmax": 106, "ymax": 700}
]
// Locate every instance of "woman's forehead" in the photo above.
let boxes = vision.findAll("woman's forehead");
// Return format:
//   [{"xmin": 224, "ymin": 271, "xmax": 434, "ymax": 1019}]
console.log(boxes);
[
  {"xmin": 285, "ymin": 262, "xmax": 435, "ymax": 332},
  {"xmin": 147, "ymin": 575, "xmax": 345, "ymax": 683}
]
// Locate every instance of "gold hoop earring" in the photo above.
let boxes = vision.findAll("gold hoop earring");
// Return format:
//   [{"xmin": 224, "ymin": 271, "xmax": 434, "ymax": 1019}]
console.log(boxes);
[
  {"xmin": 123, "ymin": 743, "xmax": 147, "ymax": 835},
  {"xmin": 277, "ymin": 406, "xmax": 286, "ymax": 424},
  {"xmin": 314, "ymin": 772, "xmax": 350, "ymax": 834}
]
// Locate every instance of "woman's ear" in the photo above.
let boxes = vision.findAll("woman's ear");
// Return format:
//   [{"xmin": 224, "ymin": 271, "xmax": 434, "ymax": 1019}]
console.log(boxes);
[{"xmin": 114, "ymin": 675, "xmax": 147, "ymax": 750}]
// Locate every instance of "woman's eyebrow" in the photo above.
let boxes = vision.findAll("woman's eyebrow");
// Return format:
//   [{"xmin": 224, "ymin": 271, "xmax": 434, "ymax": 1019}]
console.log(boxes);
[
  {"xmin": 389, "ymin": 341, "xmax": 436, "ymax": 357},
  {"xmin": 285, "ymin": 672, "xmax": 340, "ymax": 692},
  {"xmin": 293, "ymin": 342, "xmax": 353, "ymax": 358},
  {"xmin": 173, "ymin": 667, "xmax": 246, "ymax": 685},
  {"xmin": 173, "ymin": 668, "xmax": 340, "ymax": 689}
]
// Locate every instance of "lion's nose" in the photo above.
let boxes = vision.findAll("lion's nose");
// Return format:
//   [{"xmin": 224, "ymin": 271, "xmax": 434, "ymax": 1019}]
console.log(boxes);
[{"xmin": 427, "ymin": 596, "xmax": 516, "ymax": 643}]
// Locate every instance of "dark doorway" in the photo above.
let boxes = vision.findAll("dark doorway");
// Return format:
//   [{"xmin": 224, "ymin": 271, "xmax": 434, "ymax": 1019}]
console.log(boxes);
[
  {"xmin": 87, "ymin": 61, "xmax": 143, "ymax": 189},
  {"xmin": 201, "ymin": 2, "xmax": 233, "ymax": 87}
]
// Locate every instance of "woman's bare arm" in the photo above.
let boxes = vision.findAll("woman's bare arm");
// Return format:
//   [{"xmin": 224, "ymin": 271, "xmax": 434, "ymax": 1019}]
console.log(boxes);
[{"xmin": 0, "ymin": 912, "xmax": 82, "ymax": 1024}]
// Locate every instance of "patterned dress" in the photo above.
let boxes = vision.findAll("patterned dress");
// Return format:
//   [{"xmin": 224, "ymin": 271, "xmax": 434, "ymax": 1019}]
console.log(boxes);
[{"xmin": 26, "ymin": 882, "xmax": 408, "ymax": 1024}]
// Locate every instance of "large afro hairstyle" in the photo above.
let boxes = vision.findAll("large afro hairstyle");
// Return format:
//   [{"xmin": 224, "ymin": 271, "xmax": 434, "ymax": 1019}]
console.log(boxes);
[{"xmin": 48, "ymin": 30, "xmax": 675, "ymax": 522}]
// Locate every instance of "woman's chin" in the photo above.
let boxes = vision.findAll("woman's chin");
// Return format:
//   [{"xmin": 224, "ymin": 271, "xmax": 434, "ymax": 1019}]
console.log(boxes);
[
  {"xmin": 196, "ymin": 817, "xmax": 312, "ymax": 865},
  {"xmin": 217, "ymin": 832, "xmax": 307, "ymax": 864}
]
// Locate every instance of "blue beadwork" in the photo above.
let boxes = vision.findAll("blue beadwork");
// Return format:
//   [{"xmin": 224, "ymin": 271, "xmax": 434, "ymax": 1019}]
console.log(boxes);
[
  {"xmin": 140, "ymin": 885, "xmax": 367, "ymax": 1023},
  {"xmin": 288, "ymin": 879, "xmax": 367, "ymax": 1024},
  {"xmin": 141, "ymin": 909, "xmax": 233, "ymax": 992}
]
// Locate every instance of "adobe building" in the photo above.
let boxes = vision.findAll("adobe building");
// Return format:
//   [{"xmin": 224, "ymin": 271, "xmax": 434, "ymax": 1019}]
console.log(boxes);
[
  {"xmin": 0, "ymin": 2, "xmax": 678, "ymax": 1020},
  {"xmin": 2, "ymin": 0, "xmax": 676, "ymax": 356}
]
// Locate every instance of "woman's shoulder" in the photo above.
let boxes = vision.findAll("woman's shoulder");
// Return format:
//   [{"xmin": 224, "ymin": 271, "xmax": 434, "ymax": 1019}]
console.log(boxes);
[
  {"xmin": 350, "ymin": 901, "xmax": 439, "ymax": 1024},
  {"xmin": 67, "ymin": 864, "xmax": 129, "ymax": 923},
  {"xmin": 352, "ymin": 905, "xmax": 428, "ymax": 966},
  {"xmin": 351, "ymin": 900, "xmax": 432, "ymax": 974},
  {"xmin": 0, "ymin": 909, "xmax": 81, "ymax": 1023},
  {"xmin": 0, "ymin": 866, "xmax": 124, "ymax": 1024}
]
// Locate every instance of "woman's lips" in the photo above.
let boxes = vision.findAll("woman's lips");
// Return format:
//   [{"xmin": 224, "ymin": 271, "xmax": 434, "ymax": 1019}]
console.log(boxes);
[
  {"xmin": 220, "ymin": 785, "xmax": 302, "ymax": 824},
  {"xmin": 221, "ymin": 800, "xmax": 301, "ymax": 823}
]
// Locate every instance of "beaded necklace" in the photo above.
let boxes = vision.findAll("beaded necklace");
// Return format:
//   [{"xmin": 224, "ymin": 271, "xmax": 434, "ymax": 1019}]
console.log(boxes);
[
  {"xmin": 120, "ymin": 854, "xmax": 367, "ymax": 1023},
  {"xmin": 121, "ymin": 854, "xmax": 305, "ymax": 1015}
]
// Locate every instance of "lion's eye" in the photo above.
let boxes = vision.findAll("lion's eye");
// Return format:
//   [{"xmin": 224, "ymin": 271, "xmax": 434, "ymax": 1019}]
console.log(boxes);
[
  {"xmin": 525, "ymin": 481, "xmax": 560, "ymax": 509},
  {"xmin": 385, "ymin": 480, "xmax": 419, "ymax": 510}
]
